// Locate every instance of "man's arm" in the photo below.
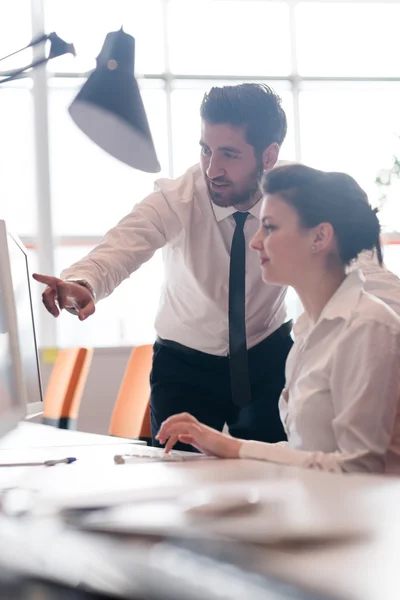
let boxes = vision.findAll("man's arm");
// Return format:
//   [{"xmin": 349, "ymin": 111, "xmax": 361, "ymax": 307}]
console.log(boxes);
[
  {"xmin": 353, "ymin": 250, "xmax": 400, "ymax": 317},
  {"xmin": 32, "ymin": 275, "xmax": 96, "ymax": 321},
  {"xmin": 34, "ymin": 190, "xmax": 179, "ymax": 319},
  {"xmin": 60, "ymin": 189, "xmax": 175, "ymax": 302}
]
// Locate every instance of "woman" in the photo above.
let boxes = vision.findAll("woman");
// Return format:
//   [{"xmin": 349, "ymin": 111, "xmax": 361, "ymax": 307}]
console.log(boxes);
[{"xmin": 157, "ymin": 164, "xmax": 400, "ymax": 474}]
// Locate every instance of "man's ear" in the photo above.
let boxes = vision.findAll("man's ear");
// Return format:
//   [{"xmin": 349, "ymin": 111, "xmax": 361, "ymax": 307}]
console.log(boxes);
[{"xmin": 262, "ymin": 143, "xmax": 280, "ymax": 171}]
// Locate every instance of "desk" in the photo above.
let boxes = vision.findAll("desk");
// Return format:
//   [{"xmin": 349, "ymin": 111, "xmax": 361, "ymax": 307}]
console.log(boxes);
[
  {"xmin": 0, "ymin": 423, "xmax": 400, "ymax": 600},
  {"xmin": 0, "ymin": 422, "xmax": 146, "ymax": 500},
  {"xmin": 0, "ymin": 421, "xmax": 146, "ymax": 449}
]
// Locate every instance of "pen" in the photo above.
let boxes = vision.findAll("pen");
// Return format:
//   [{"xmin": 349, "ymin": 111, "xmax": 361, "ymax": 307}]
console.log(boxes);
[{"xmin": 0, "ymin": 457, "xmax": 77, "ymax": 467}]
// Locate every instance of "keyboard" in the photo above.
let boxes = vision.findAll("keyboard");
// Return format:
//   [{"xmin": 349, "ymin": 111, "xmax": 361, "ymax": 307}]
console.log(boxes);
[{"xmin": 114, "ymin": 446, "xmax": 211, "ymax": 464}]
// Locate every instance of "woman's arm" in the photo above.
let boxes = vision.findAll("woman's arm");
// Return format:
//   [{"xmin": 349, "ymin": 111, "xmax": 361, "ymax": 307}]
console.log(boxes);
[
  {"xmin": 157, "ymin": 320, "xmax": 400, "ymax": 475},
  {"xmin": 156, "ymin": 414, "xmax": 343, "ymax": 471},
  {"xmin": 241, "ymin": 319, "xmax": 400, "ymax": 474},
  {"xmin": 328, "ymin": 319, "xmax": 400, "ymax": 473}
]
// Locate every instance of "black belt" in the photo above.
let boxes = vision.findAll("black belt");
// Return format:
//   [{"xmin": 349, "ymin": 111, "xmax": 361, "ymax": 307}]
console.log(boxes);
[{"xmin": 156, "ymin": 320, "xmax": 293, "ymax": 359}]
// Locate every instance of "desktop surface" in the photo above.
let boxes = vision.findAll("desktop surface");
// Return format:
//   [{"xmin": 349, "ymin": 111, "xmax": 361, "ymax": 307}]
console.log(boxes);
[
  {"xmin": 0, "ymin": 423, "xmax": 400, "ymax": 600},
  {"xmin": 0, "ymin": 567, "xmax": 108, "ymax": 600},
  {"xmin": 0, "ymin": 421, "xmax": 145, "ymax": 449}
]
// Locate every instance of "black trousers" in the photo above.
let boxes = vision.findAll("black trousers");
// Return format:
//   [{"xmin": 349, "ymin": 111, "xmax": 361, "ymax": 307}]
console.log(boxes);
[{"xmin": 150, "ymin": 322, "xmax": 293, "ymax": 451}]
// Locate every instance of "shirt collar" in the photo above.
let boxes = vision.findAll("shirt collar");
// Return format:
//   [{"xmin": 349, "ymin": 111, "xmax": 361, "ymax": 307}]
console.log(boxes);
[
  {"xmin": 293, "ymin": 270, "xmax": 365, "ymax": 338},
  {"xmin": 211, "ymin": 198, "xmax": 262, "ymax": 222}
]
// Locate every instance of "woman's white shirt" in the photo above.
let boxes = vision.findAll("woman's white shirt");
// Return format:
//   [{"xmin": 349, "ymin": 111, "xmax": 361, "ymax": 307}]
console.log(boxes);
[{"xmin": 239, "ymin": 271, "xmax": 400, "ymax": 474}]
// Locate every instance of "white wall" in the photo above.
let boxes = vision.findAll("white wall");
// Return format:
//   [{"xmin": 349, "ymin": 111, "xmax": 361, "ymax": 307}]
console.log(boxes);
[{"xmin": 40, "ymin": 347, "xmax": 134, "ymax": 435}]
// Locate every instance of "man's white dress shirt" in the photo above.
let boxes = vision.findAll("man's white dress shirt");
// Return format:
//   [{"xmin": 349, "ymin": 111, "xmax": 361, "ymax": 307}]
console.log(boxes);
[
  {"xmin": 61, "ymin": 163, "xmax": 287, "ymax": 355},
  {"xmin": 240, "ymin": 271, "xmax": 400, "ymax": 474},
  {"xmin": 355, "ymin": 250, "xmax": 400, "ymax": 317}
]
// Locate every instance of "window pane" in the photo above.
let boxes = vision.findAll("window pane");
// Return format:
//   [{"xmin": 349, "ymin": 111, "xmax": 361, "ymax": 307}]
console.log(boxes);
[
  {"xmin": 48, "ymin": 78, "xmax": 169, "ymax": 236},
  {"xmin": 168, "ymin": 0, "xmax": 291, "ymax": 76},
  {"xmin": 299, "ymin": 82, "xmax": 400, "ymax": 231},
  {"xmin": 45, "ymin": 0, "xmax": 164, "ymax": 74},
  {"xmin": 170, "ymin": 81, "xmax": 295, "ymax": 176},
  {"xmin": 55, "ymin": 246, "xmax": 162, "ymax": 347},
  {"xmin": 0, "ymin": 0, "xmax": 32, "ymax": 71},
  {"xmin": 286, "ymin": 286, "xmax": 303, "ymax": 323},
  {"xmin": 382, "ymin": 245, "xmax": 400, "ymax": 278},
  {"xmin": 296, "ymin": 2, "xmax": 400, "ymax": 76},
  {"xmin": 0, "ymin": 82, "xmax": 36, "ymax": 236}
]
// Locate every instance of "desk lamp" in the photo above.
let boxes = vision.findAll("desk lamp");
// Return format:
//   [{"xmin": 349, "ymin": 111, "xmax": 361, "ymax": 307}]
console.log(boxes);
[{"xmin": 0, "ymin": 28, "xmax": 160, "ymax": 173}]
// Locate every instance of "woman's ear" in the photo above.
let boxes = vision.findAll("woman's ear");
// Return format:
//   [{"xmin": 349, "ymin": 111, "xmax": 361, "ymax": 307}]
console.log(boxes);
[
  {"xmin": 312, "ymin": 223, "xmax": 335, "ymax": 252},
  {"xmin": 262, "ymin": 143, "xmax": 280, "ymax": 171}
]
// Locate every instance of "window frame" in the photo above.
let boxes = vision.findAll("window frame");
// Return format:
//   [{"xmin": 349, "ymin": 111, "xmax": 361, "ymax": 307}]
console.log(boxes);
[{"xmin": 3, "ymin": 0, "xmax": 400, "ymax": 346}]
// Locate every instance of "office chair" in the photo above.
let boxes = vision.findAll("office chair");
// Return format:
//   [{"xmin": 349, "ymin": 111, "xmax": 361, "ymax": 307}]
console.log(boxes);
[
  {"xmin": 109, "ymin": 344, "xmax": 153, "ymax": 442},
  {"xmin": 43, "ymin": 347, "xmax": 93, "ymax": 429}
]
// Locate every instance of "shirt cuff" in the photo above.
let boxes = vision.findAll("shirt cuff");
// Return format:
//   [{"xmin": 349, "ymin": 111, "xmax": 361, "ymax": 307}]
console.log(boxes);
[
  {"xmin": 239, "ymin": 440, "xmax": 342, "ymax": 472},
  {"xmin": 60, "ymin": 272, "xmax": 98, "ymax": 301},
  {"xmin": 239, "ymin": 440, "xmax": 310, "ymax": 466}
]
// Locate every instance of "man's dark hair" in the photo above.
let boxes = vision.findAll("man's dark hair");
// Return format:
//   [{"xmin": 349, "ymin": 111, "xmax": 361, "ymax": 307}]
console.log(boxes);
[
  {"xmin": 262, "ymin": 164, "xmax": 382, "ymax": 266},
  {"xmin": 200, "ymin": 83, "xmax": 287, "ymax": 158}
]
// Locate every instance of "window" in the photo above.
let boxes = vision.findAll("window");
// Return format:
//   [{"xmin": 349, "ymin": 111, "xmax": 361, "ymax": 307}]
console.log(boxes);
[
  {"xmin": 0, "ymin": 0, "xmax": 32, "ymax": 71},
  {"xmin": 170, "ymin": 80, "xmax": 296, "ymax": 176},
  {"xmin": 299, "ymin": 81, "xmax": 400, "ymax": 218},
  {"xmin": 0, "ymin": 82, "xmax": 36, "ymax": 236},
  {"xmin": 2, "ymin": 0, "xmax": 400, "ymax": 347},
  {"xmin": 296, "ymin": 2, "xmax": 400, "ymax": 77},
  {"xmin": 167, "ymin": 1, "xmax": 291, "ymax": 76},
  {"xmin": 54, "ymin": 246, "xmax": 163, "ymax": 347},
  {"xmin": 48, "ymin": 78, "xmax": 169, "ymax": 236},
  {"xmin": 45, "ymin": 0, "xmax": 165, "ymax": 75}
]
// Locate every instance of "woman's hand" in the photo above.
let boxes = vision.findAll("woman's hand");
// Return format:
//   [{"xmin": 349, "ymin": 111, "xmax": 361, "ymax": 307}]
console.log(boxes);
[{"xmin": 156, "ymin": 413, "xmax": 242, "ymax": 458}]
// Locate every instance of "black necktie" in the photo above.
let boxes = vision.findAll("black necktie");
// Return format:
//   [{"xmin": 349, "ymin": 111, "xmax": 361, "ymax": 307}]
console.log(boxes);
[{"xmin": 229, "ymin": 212, "xmax": 251, "ymax": 408}]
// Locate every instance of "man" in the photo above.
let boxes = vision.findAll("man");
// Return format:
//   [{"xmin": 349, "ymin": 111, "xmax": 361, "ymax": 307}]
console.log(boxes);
[
  {"xmin": 34, "ymin": 83, "xmax": 292, "ymax": 449},
  {"xmin": 353, "ymin": 250, "xmax": 400, "ymax": 316}
]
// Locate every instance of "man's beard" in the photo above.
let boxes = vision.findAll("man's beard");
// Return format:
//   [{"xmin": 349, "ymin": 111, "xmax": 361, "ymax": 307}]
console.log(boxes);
[{"xmin": 207, "ymin": 164, "xmax": 264, "ymax": 208}]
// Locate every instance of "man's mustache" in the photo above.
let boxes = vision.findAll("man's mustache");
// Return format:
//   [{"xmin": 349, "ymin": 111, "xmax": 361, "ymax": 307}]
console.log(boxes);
[{"xmin": 207, "ymin": 177, "xmax": 231, "ymax": 185}]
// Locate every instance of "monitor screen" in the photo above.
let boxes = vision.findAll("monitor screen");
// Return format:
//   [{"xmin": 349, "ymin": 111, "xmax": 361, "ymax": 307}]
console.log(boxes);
[
  {"xmin": 6, "ymin": 232, "xmax": 43, "ymax": 416},
  {"xmin": 0, "ymin": 221, "xmax": 26, "ymax": 439}
]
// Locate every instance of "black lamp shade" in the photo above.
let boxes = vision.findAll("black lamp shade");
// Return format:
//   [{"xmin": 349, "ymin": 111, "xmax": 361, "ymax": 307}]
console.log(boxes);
[{"xmin": 69, "ymin": 29, "xmax": 160, "ymax": 173}]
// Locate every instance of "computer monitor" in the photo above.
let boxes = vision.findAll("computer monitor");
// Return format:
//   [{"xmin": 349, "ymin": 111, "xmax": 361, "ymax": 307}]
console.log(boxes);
[
  {"xmin": 0, "ymin": 221, "xmax": 26, "ymax": 439},
  {"xmin": 1, "ymin": 223, "xmax": 44, "ymax": 417}
]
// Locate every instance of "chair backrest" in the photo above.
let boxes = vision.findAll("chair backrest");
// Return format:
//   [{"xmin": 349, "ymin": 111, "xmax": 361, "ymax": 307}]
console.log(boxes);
[
  {"xmin": 109, "ymin": 344, "xmax": 153, "ymax": 440},
  {"xmin": 43, "ymin": 347, "xmax": 93, "ymax": 429}
]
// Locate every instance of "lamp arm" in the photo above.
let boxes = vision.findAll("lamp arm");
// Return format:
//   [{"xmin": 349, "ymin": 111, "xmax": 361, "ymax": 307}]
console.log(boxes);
[
  {"xmin": 0, "ymin": 33, "xmax": 48, "ymax": 64},
  {"xmin": 0, "ymin": 57, "xmax": 49, "ymax": 85},
  {"xmin": 0, "ymin": 33, "xmax": 75, "ymax": 85}
]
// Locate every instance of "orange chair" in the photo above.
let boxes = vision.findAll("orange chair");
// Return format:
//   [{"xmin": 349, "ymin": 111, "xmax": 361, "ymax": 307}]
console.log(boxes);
[
  {"xmin": 43, "ymin": 347, "xmax": 93, "ymax": 430},
  {"xmin": 109, "ymin": 344, "xmax": 153, "ymax": 441}
]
